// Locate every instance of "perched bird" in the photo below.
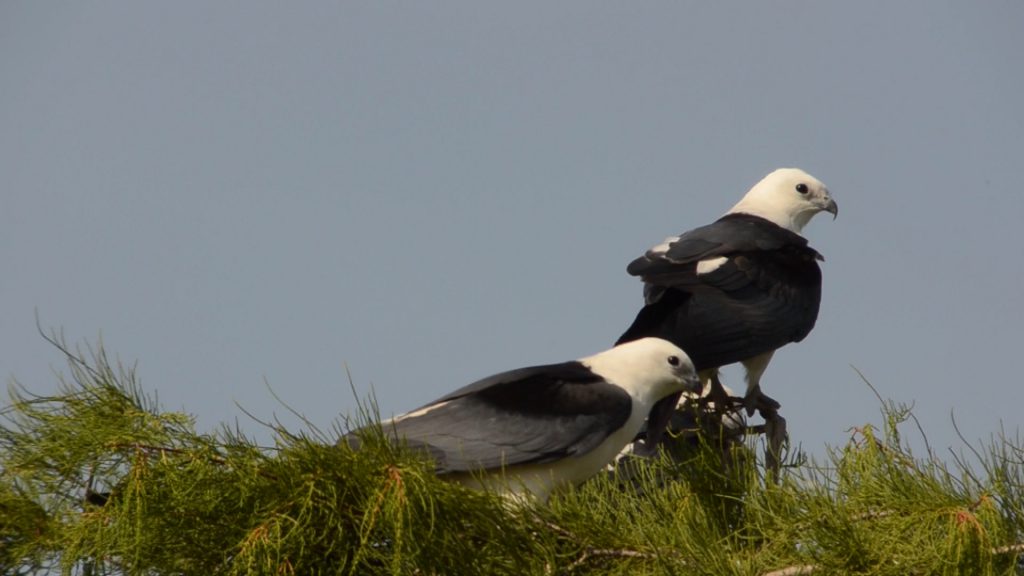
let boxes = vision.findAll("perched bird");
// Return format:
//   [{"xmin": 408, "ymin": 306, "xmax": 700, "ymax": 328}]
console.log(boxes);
[
  {"xmin": 348, "ymin": 337, "xmax": 699, "ymax": 502},
  {"xmin": 617, "ymin": 168, "xmax": 837, "ymax": 446}
]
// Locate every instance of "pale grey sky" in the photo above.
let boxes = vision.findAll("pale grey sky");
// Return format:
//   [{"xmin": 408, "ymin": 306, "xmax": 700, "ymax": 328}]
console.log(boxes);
[{"xmin": 3, "ymin": 2, "xmax": 1022, "ymax": 455}]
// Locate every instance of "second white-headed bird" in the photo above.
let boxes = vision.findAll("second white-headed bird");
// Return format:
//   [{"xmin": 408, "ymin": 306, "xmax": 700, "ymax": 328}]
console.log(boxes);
[
  {"xmin": 617, "ymin": 168, "xmax": 837, "ymax": 444},
  {"xmin": 350, "ymin": 337, "xmax": 699, "ymax": 502}
]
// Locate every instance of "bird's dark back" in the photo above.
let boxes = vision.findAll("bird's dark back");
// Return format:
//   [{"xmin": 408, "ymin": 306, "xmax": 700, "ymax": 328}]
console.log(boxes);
[{"xmin": 617, "ymin": 246, "xmax": 822, "ymax": 371}]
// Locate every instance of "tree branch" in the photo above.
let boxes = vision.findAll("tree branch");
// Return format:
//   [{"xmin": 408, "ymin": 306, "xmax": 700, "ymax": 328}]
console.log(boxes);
[
  {"xmin": 568, "ymin": 547, "xmax": 659, "ymax": 571},
  {"xmin": 761, "ymin": 566, "xmax": 817, "ymax": 576}
]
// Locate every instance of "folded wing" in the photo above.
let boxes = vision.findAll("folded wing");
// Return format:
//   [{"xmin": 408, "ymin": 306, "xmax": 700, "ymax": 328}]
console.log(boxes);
[
  {"xmin": 380, "ymin": 362, "xmax": 633, "ymax": 473},
  {"xmin": 618, "ymin": 213, "xmax": 823, "ymax": 370}
]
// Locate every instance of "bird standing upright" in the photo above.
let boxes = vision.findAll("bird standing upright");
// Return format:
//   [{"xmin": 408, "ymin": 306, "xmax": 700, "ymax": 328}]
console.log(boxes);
[{"xmin": 617, "ymin": 168, "xmax": 837, "ymax": 450}]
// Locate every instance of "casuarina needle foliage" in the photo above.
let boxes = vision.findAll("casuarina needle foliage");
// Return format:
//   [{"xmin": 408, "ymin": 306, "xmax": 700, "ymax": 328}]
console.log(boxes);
[{"xmin": 3, "ymin": 335, "xmax": 1024, "ymax": 575}]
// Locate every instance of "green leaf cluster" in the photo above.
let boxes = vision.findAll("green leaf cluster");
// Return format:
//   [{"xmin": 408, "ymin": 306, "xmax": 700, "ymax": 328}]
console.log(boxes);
[{"xmin": 2, "ymin": 339, "xmax": 1024, "ymax": 575}]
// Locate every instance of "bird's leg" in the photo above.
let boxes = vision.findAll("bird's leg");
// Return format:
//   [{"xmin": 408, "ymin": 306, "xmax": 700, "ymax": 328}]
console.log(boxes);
[
  {"xmin": 760, "ymin": 403, "xmax": 788, "ymax": 483},
  {"xmin": 740, "ymin": 351, "xmax": 776, "ymax": 416},
  {"xmin": 703, "ymin": 369, "xmax": 734, "ymax": 413},
  {"xmin": 739, "ymin": 351, "xmax": 788, "ymax": 479}
]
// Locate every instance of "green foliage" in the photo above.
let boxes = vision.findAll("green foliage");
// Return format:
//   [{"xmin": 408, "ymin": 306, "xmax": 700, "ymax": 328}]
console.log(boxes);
[{"xmin": 2, "ymin": 338, "xmax": 1024, "ymax": 575}]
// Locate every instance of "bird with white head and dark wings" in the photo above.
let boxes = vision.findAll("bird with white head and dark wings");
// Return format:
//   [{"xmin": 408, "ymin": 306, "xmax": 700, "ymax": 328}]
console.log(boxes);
[
  {"xmin": 616, "ymin": 168, "xmax": 837, "ymax": 452},
  {"xmin": 345, "ymin": 337, "xmax": 700, "ymax": 503}
]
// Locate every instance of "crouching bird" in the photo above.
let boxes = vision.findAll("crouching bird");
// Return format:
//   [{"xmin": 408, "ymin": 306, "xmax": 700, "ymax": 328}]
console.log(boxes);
[
  {"xmin": 345, "ymin": 337, "xmax": 699, "ymax": 503},
  {"xmin": 617, "ymin": 168, "xmax": 837, "ymax": 453}
]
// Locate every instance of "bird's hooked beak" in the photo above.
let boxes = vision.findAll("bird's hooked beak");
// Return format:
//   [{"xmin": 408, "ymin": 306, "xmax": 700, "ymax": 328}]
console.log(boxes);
[
  {"xmin": 822, "ymin": 196, "xmax": 838, "ymax": 220},
  {"xmin": 682, "ymin": 372, "xmax": 701, "ymax": 395}
]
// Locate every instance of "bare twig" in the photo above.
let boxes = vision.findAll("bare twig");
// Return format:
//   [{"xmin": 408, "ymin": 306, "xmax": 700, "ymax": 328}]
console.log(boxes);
[
  {"xmin": 568, "ymin": 548, "xmax": 659, "ymax": 571},
  {"xmin": 108, "ymin": 442, "xmax": 228, "ymax": 465},
  {"xmin": 907, "ymin": 410, "xmax": 934, "ymax": 461},
  {"xmin": 529, "ymin": 514, "xmax": 683, "ymax": 572},
  {"xmin": 851, "ymin": 366, "xmax": 883, "ymax": 405},
  {"xmin": 948, "ymin": 412, "xmax": 988, "ymax": 491},
  {"xmin": 35, "ymin": 310, "xmax": 102, "ymax": 380},
  {"xmin": 850, "ymin": 509, "xmax": 896, "ymax": 522},
  {"xmin": 758, "ymin": 541, "xmax": 1024, "ymax": 576},
  {"xmin": 533, "ymin": 517, "xmax": 575, "ymax": 540},
  {"xmin": 761, "ymin": 565, "xmax": 817, "ymax": 576},
  {"xmin": 992, "ymin": 542, "xmax": 1024, "ymax": 556}
]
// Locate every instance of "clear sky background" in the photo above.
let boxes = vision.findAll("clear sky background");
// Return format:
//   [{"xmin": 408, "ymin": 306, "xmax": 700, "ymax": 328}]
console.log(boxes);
[{"xmin": 3, "ymin": 2, "xmax": 1022, "ymax": 458}]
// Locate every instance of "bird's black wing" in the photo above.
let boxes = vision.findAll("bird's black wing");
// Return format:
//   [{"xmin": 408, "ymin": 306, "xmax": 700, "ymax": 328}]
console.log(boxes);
[
  {"xmin": 377, "ymin": 361, "xmax": 633, "ymax": 473},
  {"xmin": 625, "ymin": 213, "xmax": 813, "ymax": 284},
  {"xmin": 618, "ymin": 214, "xmax": 823, "ymax": 370}
]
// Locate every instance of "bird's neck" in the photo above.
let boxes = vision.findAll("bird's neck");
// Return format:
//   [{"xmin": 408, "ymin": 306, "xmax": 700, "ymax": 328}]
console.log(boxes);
[{"xmin": 726, "ymin": 203, "xmax": 810, "ymax": 235}]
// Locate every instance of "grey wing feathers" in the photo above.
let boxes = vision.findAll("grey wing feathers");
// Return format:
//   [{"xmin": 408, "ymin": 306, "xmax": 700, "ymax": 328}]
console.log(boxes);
[{"xmin": 379, "ymin": 362, "xmax": 632, "ymax": 473}]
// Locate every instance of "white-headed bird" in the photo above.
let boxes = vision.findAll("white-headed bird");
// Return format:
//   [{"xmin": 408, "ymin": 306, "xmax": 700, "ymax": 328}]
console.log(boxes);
[
  {"xmin": 617, "ymin": 168, "xmax": 837, "ymax": 447},
  {"xmin": 348, "ymin": 337, "xmax": 699, "ymax": 502}
]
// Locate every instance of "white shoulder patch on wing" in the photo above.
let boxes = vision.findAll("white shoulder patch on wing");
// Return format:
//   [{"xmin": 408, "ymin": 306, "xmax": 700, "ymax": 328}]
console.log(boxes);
[
  {"xmin": 696, "ymin": 256, "xmax": 728, "ymax": 276},
  {"xmin": 387, "ymin": 400, "xmax": 452, "ymax": 425},
  {"xmin": 649, "ymin": 235, "xmax": 680, "ymax": 256}
]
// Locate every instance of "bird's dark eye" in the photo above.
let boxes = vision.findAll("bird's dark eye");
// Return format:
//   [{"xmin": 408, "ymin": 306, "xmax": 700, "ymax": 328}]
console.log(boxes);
[
  {"xmin": 796, "ymin": 183, "xmax": 809, "ymax": 194},
  {"xmin": 667, "ymin": 355, "xmax": 681, "ymax": 367}
]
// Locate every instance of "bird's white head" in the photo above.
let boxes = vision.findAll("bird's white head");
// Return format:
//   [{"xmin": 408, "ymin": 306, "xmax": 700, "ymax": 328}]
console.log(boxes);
[
  {"xmin": 582, "ymin": 337, "xmax": 700, "ymax": 401},
  {"xmin": 727, "ymin": 168, "xmax": 838, "ymax": 234}
]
